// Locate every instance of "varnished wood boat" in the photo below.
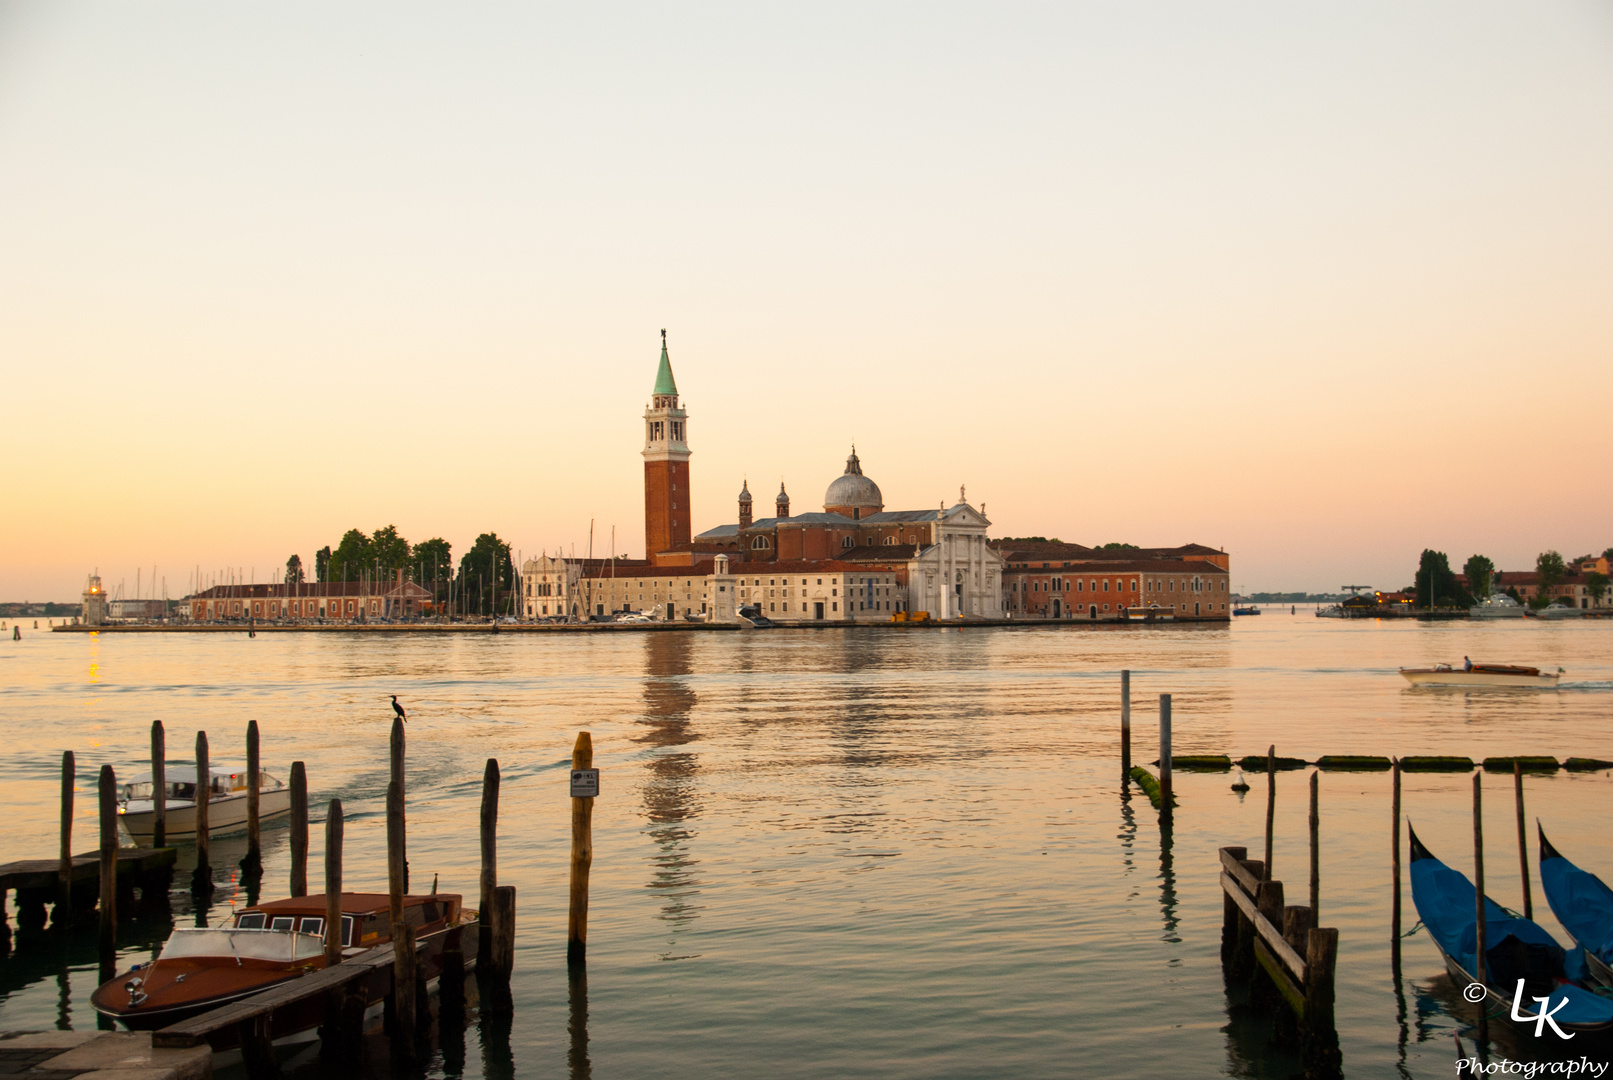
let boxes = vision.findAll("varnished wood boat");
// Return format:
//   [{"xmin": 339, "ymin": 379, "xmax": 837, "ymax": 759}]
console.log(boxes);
[
  {"xmin": 1399, "ymin": 662, "xmax": 1561, "ymax": 688},
  {"xmin": 90, "ymin": 891, "xmax": 478, "ymax": 1050}
]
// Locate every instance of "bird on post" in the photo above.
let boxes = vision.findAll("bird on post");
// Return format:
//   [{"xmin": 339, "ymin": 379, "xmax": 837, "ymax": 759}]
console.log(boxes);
[{"xmin": 390, "ymin": 695, "xmax": 408, "ymax": 723}]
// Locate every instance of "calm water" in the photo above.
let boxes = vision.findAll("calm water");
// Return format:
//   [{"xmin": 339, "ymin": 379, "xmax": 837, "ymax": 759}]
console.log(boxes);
[{"xmin": 1, "ymin": 616, "xmax": 1611, "ymax": 1078}]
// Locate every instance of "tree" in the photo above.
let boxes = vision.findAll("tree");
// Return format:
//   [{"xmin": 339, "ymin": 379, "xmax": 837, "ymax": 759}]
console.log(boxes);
[
  {"xmin": 328, "ymin": 528, "xmax": 374, "ymax": 582},
  {"xmin": 1462, "ymin": 555, "xmax": 1495, "ymax": 599},
  {"xmin": 315, "ymin": 546, "xmax": 332, "ymax": 583},
  {"xmin": 1414, "ymin": 549, "xmax": 1467, "ymax": 609},
  {"xmin": 414, "ymin": 538, "xmax": 452, "ymax": 604},
  {"xmin": 1536, "ymin": 550, "xmax": 1566, "ymax": 601},
  {"xmin": 1603, "ymin": 547, "xmax": 1612, "ymax": 561},
  {"xmin": 1099, "ymin": 542, "xmax": 1139, "ymax": 551},
  {"xmin": 458, "ymin": 533, "xmax": 514, "ymax": 617},
  {"xmin": 285, "ymin": 554, "xmax": 305, "ymax": 585},
  {"xmin": 370, "ymin": 525, "xmax": 412, "ymax": 575},
  {"xmin": 1587, "ymin": 572, "xmax": 1608, "ymax": 605}
]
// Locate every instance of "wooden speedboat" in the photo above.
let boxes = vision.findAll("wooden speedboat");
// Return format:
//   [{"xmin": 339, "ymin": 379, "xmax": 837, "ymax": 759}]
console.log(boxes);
[
  {"xmin": 1407, "ymin": 826, "xmax": 1613, "ymax": 1032},
  {"xmin": 90, "ymin": 891, "xmax": 478, "ymax": 1049},
  {"xmin": 117, "ymin": 763, "xmax": 291, "ymax": 841},
  {"xmin": 1539, "ymin": 827, "xmax": 1613, "ymax": 990},
  {"xmin": 1399, "ymin": 662, "xmax": 1561, "ymax": 688}
]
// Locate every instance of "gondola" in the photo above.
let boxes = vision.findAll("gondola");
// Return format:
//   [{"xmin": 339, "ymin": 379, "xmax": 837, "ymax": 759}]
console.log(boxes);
[
  {"xmin": 1407, "ymin": 825, "xmax": 1613, "ymax": 1032},
  {"xmin": 1539, "ymin": 826, "xmax": 1613, "ymax": 990}
]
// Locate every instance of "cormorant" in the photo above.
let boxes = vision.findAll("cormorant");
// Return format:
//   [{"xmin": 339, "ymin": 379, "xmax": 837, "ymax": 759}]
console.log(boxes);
[{"xmin": 391, "ymin": 695, "xmax": 407, "ymax": 722}]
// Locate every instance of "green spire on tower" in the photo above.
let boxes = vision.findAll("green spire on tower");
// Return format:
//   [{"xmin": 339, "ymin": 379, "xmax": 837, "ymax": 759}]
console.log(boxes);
[{"xmin": 653, "ymin": 328, "xmax": 677, "ymax": 396}]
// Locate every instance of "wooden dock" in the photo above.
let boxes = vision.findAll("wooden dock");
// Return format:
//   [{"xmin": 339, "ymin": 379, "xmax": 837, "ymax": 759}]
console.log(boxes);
[{"xmin": 0, "ymin": 848, "xmax": 175, "ymax": 932}]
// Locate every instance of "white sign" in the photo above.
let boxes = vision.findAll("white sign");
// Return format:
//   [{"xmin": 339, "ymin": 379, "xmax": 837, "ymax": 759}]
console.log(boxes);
[{"xmin": 570, "ymin": 769, "xmax": 599, "ymax": 798}]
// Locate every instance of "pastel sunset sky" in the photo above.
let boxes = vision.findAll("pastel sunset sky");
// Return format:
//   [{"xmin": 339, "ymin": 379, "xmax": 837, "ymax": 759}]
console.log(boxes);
[{"xmin": 2, "ymin": 2, "xmax": 1609, "ymax": 600}]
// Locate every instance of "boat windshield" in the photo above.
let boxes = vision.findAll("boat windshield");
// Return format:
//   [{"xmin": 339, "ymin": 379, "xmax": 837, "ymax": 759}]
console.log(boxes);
[{"xmin": 159, "ymin": 928, "xmax": 325, "ymax": 963}]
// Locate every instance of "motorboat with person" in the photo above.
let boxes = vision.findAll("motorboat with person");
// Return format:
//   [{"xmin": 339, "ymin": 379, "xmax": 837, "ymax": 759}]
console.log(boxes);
[
  {"xmin": 1399, "ymin": 658, "xmax": 1562, "ymax": 688},
  {"xmin": 117, "ymin": 764, "xmax": 291, "ymax": 842},
  {"xmin": 1407, "ymin": 826, "xmax": 1613, "ymax": 1033},
  {"xmin": 90, "ymin": 890, "xmax": 478, "ymax": 1051},
  {"xmin": 1538, "ymin": 827, "xmax": 1613, "ymax": 990}
]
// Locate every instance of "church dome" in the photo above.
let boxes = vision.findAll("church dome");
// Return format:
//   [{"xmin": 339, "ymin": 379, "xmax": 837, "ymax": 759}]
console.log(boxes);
[{"xmin": 824, "ymin": 446, "xmax": 883, "ymax": 515}]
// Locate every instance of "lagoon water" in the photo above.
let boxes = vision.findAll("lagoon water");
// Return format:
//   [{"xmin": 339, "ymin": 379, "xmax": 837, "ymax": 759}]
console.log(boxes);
[{"xmin": 1, "ymin": 615, "xmax": 1611, "ymax": 1078}]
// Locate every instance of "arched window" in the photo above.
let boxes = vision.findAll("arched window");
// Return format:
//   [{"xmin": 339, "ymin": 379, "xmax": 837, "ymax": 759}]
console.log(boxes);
[
  {"xmin": 841, "ymin": 536, "xmax": 854, "ymax": 549},
  {"xmin": 751, "ymin": 536, "xmax": 770, "ymax": 550},
  {"xmin": 883, "ymin": 536, "xmax": 894, "ymax": 545}
]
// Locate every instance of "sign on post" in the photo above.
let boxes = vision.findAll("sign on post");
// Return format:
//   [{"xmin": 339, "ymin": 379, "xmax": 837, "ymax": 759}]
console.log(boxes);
[{"xmin": 570, "ymin": 769, "xmax": 599, "ymax": 799}]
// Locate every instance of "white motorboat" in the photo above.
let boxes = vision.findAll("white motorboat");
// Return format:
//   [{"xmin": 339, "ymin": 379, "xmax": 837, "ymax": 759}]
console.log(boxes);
[
  {"xmin": 1470, "ymin": 594, "xmax": 1526, "ymax": 619},
  {"xmin": 1399, "ymin": 662, "xmax": 1562, "ymax": 688},
  {"xmin": 118, "ymin": 764, "xmax": 291, "ymax": 841},
  {"xmin": 1530, "ymin": 605, "xmax": 1585, "ymax": 621}
]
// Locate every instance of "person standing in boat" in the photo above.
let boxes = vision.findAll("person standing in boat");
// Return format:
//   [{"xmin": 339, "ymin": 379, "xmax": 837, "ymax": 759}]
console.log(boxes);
[{"xmin": 1464, "ymin": 656, "xmax": 1472, "ymax": 671}]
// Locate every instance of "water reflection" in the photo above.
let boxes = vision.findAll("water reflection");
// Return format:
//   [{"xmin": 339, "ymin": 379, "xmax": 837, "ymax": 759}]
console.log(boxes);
[
  {"xmin": 1157, "ymin": 819, "xmax": 1180, "ymax": 947},
  {"xmin": 638, "ymin": 636, "xmax": 704, "ymax": 940},
  {"xmin": 567, "ymin": 963, "xmax": 591, "ymax": 1080}
]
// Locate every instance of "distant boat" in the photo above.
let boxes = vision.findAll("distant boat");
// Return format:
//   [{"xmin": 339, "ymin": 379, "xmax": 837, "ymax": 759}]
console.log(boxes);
[
  {"xmin": 1232, "ymin": 605, "xmax": 1260, "ymax": 616},
  {"xmin": 118, "ymin": 764, "xmax": 290, "ymax": 842},
  {"xmin": 1314, "ymin": 605, "xmax": 1345, "ymax": 619},
  {"xmin": 1122, "ymin": 605, "xmax": 1174, "ymax": 623},
  {"xmin": 1530, "ymin": 605, "xmax": 1585, "ymax": 621},
  {"xmin": 1539, "ymin": 827, "xmax": 1613, "ymax": 990},
  {"xmin": 1399, "ymin": 662, "xmax": 1561, "ymax": 688},
  {"xmin": 1407, "ymin": 825, "xmax": 1613, "ymax": 1032},
  {"xmin": 1471, "ymin": 594, "xmax": 1526, "ymax": 619}
]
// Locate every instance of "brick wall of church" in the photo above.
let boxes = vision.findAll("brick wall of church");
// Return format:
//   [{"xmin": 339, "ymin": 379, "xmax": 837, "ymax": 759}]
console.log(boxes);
[{"xmin": 644, "ymin": 459, "xmax": 691, "ymax": 557}]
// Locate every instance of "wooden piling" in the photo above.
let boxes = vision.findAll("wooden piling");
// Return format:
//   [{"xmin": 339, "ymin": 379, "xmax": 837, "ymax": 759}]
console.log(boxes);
[
  {"xmin": 390, "ymin": 717, "xmax": 407, "ymax": 893},
  {"xmin": 489, "ymin": 885, "xmax": 516, "ymax": 1010},
  {"xmin": 1302, "ymin": 927, "xmax": 1342, "ymax": 1075},
  {"xmin": 56, "ymin": 751, "xmax": 73, "ymax": 925},
  {"xmin": 243, "ymin": 720, "xmax": 261, "ymax": 874},
  {"xmin": 1391, "ymin": 758, "xmax": 1402, "ymax": 969},
  {"xmin": 1120, "ymin": 670, "xmax": 1131, "ymax": 777},
  {"xmin": 1309, "ymin": 770, "xmax": 1320, "ymax": 924},
  {"xmin": 151, "ymin": 722, "xmax": 166, "ymax": 849},
  {"xmin": 1220, "ymin": 844, "xmax": 1247, "ymax": 961},
  {"xmin": 1473, "ymin": 772, "xmax": 1488, "ymax": 1045},
  {"xmin": 1157, "ymin": 695, "xmax": 1172, "ymax": 822},
  {"xmin": 97, "ymin": 765, "xmax": 116, "ymax": 963},
  {"xmin": 1264, "ymin": 745, "xmax": 1276, "ymax": 881},
  {"xmin": 386, "ymin": 777, "xmax": 417, "ymax": 1061},
  {"xmin": 1513, "ymin": 761, "xmax": 1531, "ymax": 921},
  {"xmin": 480, "ymin": 758, "xmax": 499, "ymax": 962},
  {"xmin": 288, "ymin": 761, "xmax": 307, "ymax": 898},
  {"xmin": 192, "ymin": 731, "xmax": 211, "ymax": 895},
  {"xmin": 324, "ymin": 799, "xmax": 343, "ymax": 967},
  {"xmin": 568, "ymin": 731, "xmax": 594, "ymax": 966}
]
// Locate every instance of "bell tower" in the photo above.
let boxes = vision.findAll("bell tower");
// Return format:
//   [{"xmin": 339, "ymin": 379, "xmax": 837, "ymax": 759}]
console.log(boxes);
[{"xmin": 643, "ymin": 330, "xmax": 691, "ymax": 558}]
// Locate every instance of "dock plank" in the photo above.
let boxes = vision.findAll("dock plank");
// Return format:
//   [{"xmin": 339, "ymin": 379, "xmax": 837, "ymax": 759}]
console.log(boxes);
[
  {"xmin": 0, "ymin": 848, "xmax": 175, "ymax": 893},
  {"xmin": 1221, "ymin": 871, "xmax": 1308, "ymax": 985},
  {"xmin": 151, "ymin": 945, "xmax": 396, "ymax": 1049}
]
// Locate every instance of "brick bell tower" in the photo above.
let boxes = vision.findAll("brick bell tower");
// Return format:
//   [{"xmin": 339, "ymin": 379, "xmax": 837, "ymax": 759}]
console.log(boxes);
[{"xmin": 643, "ymin": 329, "xmax": 691, "ymax": 559}]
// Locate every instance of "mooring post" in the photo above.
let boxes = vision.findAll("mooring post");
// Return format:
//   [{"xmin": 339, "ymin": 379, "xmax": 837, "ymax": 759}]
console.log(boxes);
[
  {"xmin": 1120, "ymin": 670, "xmax": 1131, "ymax": 777},
  {"xmin": 480, "ymin": 758, "xmax": 500, "ymax": 962},
  {"xmin": 289, "ymin": 761, "xmax": 307, "ymax": 897},
  {"xmin": 490, "ymin": 885, "xmax": 516, "ymax": 1006},
  {"xmin": 1220, "ymin": 845, "xmax": 1246, "ymax": 962},
  {"xmin": 568, "ymin": 731, "xmax": 595, "ymax": 966},
  {"xmin": 1263, "ymin": 744, "xmax": 1276, "ymax": 881},
  {"xmin": 1309, "ymin": 770, "xmax": 1320, "ymax": 924},
  {"xmin": 192, "ymin": 731, "xmax": 212, "ymax": 896},
  {"xmin": 56, "ymin": 751, "xmax": 73, "ymax": 925},
  {"xmin": 1513, "ymin": 761, "xmax": 1531, "ymax": 921},
  {"xmin": 390, "ymin": 717, "xmax": 407, "ymax": 893},
  {"xmin": 243, "ymin": 720, "xmax": 261, "ymax": 875},
  {"xmin": 1473, "ymin": 772, "xmax": 1488, "ymax": 1046},
  {"xmin": 324, "ymin": 799, "xmax": 343, "ymax": 967},
  {"xmin": 1301, "ymin": 927, "xmax": 1342, "ymax": 1075},
  {"xmin": 151, "ymin": 721, "xmax": 166, "ymax": 849},
  {"xmin": 1391, "ymin": 758, "xmax": 1402, "ymax": 970},
  {"xmin": 97, "ymin": 765, "xmax": 117, "ymax": 969},
  {"xmin": 387, "ymin": 777, "xmax": 417, "ymax": 1062},
  {"xmin": 1157, "ymin": 694, "xmax": 1172, "ymax": 822}
]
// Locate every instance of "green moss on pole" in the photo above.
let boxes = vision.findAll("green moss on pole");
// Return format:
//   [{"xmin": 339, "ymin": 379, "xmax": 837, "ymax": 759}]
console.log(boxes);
[
  {"xmin": 1481, "ymin": 756, "xmax": 1559, "ymax": 773},
  {"xmin": 1398, "ymin": 756, "xmax": 1475, "ymax": 773},
  {"xmin": 1315, "ymin": 755, "xmax": 1393, "ymax": 771},
  {"xmin": 1128, "ymin": 765, "xmax": 1175, "ymax": 810}
]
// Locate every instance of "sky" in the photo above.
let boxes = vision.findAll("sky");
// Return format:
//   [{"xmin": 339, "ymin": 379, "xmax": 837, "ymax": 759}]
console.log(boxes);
[{"xmin": 2, "ymin": 2, "xmax": 1610, "ymax": 600}]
